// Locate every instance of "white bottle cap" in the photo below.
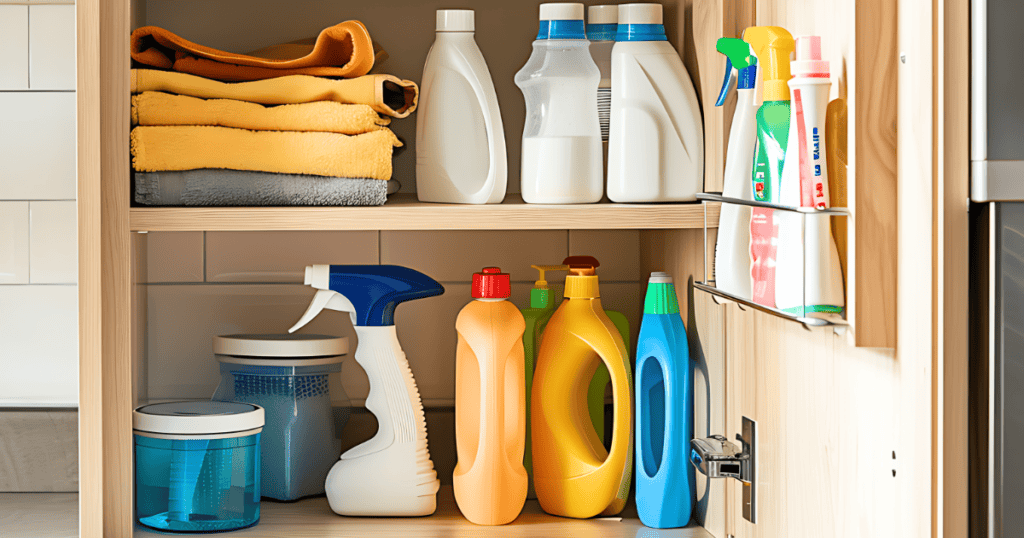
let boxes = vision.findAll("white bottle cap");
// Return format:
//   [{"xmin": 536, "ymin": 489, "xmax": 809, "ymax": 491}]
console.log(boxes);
[
  {"xmin": 649, "ymin": 271, "xmax": 673, "ymax": 283},
  {"xmin": 539, "ymin": 3, "xmax": 585, "ymax": 21},
  {"xmin": 588, "ymin": 5, "xmax": 618, "ymax": 24},
  {"xmin": 436, "ymin": 9, "xmax": 474, "ymax": 32},
  {"xmin": 618, "ymin": 3, "xmax": 663, "ymax": 25}
]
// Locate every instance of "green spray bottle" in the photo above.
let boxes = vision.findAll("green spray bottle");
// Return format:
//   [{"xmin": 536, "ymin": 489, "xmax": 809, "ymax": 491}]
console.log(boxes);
[{"xmin": 744, "ymin": 26, "xmax": 795, "ymax": 308}]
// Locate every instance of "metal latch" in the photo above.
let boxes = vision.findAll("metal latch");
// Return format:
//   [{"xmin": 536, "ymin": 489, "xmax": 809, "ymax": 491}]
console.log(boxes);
[{"xmin": 690, "ymin": 416, "xmax": 757, "ymax": 523}]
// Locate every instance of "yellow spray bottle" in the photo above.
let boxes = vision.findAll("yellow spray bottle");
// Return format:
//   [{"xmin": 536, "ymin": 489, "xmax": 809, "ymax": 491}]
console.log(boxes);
[{"xmin": 531, "ymin": 262, "xmax": 633, "ymax": 519}]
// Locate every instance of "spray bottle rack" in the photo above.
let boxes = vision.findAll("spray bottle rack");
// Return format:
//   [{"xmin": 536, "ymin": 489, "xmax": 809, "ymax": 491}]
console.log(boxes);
[{"xmin": 694, "ymin": 192, "xmax": 850, "ymax": 332}]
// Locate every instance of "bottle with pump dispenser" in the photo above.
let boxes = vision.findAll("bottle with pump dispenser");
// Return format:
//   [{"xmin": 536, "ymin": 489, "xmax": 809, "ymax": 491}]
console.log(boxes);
[
  {"xmin": 635, "ymin": 272, "xmax": 694, "ymax": 528},
  {"xmin": 515, "ymin": 3, "xmax": 603, "ymax": 204},
  {"xmin": 607, "ymin": 3, "xmax": 703, "ymax": 202},
  {"xmin": 416, "ymin": 10, "xmax": 507, "ymax": 204},
  {"xmin": 775, "ymin": 36, "xmax": 845, "ymax": 316},
  {"xmin": 713, "ymin": 38, "xmax": 759, "ymax": 301},
  {"xmin": 744, "ymin": 26, "xmax": 795, "ymax": 308},
  {"xmin": 453, "ymin": 268, "xmax": 527, "ymax": 525},
  {"xmin": 531, "ymin": 261, "xmax": 632, "ymax": 519}
]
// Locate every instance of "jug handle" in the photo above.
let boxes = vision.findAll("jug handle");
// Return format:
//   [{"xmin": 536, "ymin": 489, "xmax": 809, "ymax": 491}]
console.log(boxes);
[
  {"xmin": 452, "ymin": 48, "xmax": 501, "ymax": 202},
  {"xmin": 593, "ymin": 343, "xmax": 633, "ymax": 492}
]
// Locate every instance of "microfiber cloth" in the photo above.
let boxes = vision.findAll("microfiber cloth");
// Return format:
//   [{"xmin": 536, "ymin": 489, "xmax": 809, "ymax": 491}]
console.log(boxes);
[
  {"xmin": 131, "ymin": 91, "xmax": 389, "ymax": 134},
  {"xmin": 131, "ymin": 126, "xmax": 401, "ymax": 179},
  {"xmin": 134, "ymin": 169, "xmax": 390, "ymax": 206},
  {"xmin": 131, "ymin": 22, "xmax": 376, "ymax": 80},
  {"xmin": 131, "ymin": 69, "xmax": 418, "ymax": 118}
]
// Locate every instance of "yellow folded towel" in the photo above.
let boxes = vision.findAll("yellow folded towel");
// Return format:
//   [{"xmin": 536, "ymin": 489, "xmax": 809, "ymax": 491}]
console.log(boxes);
[
  {"xmin": 131, "ymin": 92, "xmax": 389, "ymax": 134},
  {"xmin": 131, "ymin": 126, "xmax": 400, "ymax": 180},
  {"xmin": 131, "ymin": 69, "xmax": 418, "ymax": 118}
]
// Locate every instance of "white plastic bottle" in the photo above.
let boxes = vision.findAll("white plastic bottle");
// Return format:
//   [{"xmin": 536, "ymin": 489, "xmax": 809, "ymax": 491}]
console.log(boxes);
[
  {"xmin": 713, "ymin": 38, "xmax": 758, "ymax": 301},
  {"xmin": 587, "ymin": 5, "xmax": 617, "ymax": 146},
  {"xmin": 775, "ymin": 36, "xmax": 844, "ymax": 317},
  {"xmin": 607, "ymin": 3, "xmax": 703, "ymax": 203},
  {"xmin": 416, "ymin": 10, "xmax": 507, "ymax": 204},
  {"xmin": 515, "ymin": 3, "xmax": 603, "ymax": 204}
]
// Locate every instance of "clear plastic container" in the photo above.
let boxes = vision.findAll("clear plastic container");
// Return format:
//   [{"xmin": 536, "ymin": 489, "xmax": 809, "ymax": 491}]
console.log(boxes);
[
  {"xmin": 133, "ymin": 401, "xmax": 264, "ymax": 533},
  {"xmin": 211, "ymin": 334, "xmax": 350, "ymax": 501},
  {"xmin": 515, "ymin": 3, "xmax": 603, "ymax": 204}
]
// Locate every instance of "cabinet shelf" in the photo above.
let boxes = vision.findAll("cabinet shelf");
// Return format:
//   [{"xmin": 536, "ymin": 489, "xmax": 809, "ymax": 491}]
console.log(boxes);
[
  {"xmin": 132, "ymin": 486, "xmax": 713, "ymax": 538},
  {"xmin": 129, "ymin": 195, "xmax": 721, "ymax": 232}
]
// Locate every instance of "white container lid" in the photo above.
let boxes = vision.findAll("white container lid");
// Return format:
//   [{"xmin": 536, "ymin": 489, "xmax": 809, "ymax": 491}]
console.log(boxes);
[
  {"xmin": 618, "ymin": 3, "xmax": 663, "ymax": 25},
  {"xmin": 588, "ymin": 5, "xmax": 618, "ymax": 24},
  {"xmin": 437, "ymin": 9, "xmax": 474, "ymax": 32},
  {"xmin": 134, "ymin": 401, "xmax": 264, "ymax": 436},
  {"xmin": 213, "ymin": 334, "xmax": 349, "ymax": 358},
  {"xmin": 649, "ymin": 271, "xmax": 673, "ymax": 284},
  {"xmin": 540, "ymin": 3, "xmax": 585, "ymax": 21}
]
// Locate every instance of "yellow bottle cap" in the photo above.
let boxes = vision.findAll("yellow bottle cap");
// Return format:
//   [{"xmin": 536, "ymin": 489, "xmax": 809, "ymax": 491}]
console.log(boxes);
[{"xmin": 564, "ymin": 266, "xmax": 600, "ymax": 299}]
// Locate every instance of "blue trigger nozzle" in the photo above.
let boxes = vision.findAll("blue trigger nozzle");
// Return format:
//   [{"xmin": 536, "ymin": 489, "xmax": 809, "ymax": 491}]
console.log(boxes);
[{"xmin": 715, "ymin": 57, "xmax": 736, "ymax": 107}]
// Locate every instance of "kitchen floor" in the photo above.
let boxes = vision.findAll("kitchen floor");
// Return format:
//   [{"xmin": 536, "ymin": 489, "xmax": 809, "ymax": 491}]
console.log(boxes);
[{"xmin": 0, "ymin": 493, "xmax": 78, "ymax": 538}]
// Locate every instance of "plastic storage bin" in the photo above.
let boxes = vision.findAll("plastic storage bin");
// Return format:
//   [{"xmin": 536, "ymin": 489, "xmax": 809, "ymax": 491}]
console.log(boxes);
[
  {"xmin": 212, "ymin": 334, "xmax": 350, "ymax": 501},
  {"xmin": 133, "ymin": 401, "xmax": 264, "ymax": 533}
]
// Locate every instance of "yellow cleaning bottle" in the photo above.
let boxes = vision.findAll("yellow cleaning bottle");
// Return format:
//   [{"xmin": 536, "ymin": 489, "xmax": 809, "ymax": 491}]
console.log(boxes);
[{"xmin": 531, "ymin": 262, "xmax": 633, "ymax": 519}]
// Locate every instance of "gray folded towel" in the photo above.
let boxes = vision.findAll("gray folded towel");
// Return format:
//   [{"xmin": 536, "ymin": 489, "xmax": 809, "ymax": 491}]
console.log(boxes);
[{"xmin": 134, "ymin": 169, "xmax": 390, "ymax": 206}]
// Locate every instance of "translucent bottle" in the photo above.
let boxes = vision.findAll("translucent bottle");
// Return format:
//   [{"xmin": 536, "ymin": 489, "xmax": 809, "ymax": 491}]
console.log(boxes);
[{"xmin": 515, "ymin": 3, "xmax": 603, "ymax": 204}]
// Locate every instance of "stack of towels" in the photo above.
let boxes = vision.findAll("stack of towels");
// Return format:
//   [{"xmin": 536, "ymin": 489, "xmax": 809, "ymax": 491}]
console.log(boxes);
[{"xmin": 130, "ymin": 21, "xmax": 418, "ymax": 206}]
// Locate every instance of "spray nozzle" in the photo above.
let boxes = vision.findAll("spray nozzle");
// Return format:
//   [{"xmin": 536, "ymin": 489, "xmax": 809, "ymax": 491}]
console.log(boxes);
[
  {"xmin": 715, "ymin": 37, "xmax": 758, "ymax": 107},
  {"xmin": 743, "ymin": 26, "xmax": 795, "ymax": 102}
]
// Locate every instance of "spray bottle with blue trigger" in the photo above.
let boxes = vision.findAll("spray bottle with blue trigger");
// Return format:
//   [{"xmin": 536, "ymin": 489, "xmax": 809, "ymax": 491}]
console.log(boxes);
[{"xmin": 289, "ymin": 264, "xmax": 444, "ymax": 517}]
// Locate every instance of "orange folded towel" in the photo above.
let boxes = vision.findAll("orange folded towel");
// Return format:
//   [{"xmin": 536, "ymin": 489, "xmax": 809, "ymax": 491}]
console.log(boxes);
[{"xmin": 131, "ymin": 21, "xmax": 375, "ymax": 81}]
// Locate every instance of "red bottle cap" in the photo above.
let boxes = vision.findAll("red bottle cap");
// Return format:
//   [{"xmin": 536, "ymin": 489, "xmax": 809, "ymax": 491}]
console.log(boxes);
[{"xmin": 472, "ymin": 267, "xmax": 511, "ymax": 299}]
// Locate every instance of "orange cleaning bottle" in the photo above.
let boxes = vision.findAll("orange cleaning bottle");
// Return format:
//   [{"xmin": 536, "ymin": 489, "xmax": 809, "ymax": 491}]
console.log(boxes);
[
  {"xmin": 531, "ymin": 262, "xmax": 633, "ymax": 519},
  {"xmin": 453, "ymin": 267, "xmax": 528, "ymax": 525}
]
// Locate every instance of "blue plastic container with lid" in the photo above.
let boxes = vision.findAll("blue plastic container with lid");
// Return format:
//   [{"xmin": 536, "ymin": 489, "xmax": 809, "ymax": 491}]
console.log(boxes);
[{"xmin": 133, "ymin": 401, "xmax": 264, "ymax": 533}]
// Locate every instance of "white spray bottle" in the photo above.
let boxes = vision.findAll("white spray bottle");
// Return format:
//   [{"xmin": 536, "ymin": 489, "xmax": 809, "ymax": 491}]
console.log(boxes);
[
  {"xmin": 289, "ymin": 265, "xmax": 444, "ymax": 516},
  {"xmin": 775, "ymin": 36, "xmax": 845, "ymax": 317},
  {"xmin": 713, "ymin": 38, "xmax": 758, "ymax": 300}
]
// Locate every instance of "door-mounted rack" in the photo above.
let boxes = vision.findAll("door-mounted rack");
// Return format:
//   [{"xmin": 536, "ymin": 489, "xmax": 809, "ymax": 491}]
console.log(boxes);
[{"xmin": 695, "ymin": 192, "xmax": 850, "ymax": 331}]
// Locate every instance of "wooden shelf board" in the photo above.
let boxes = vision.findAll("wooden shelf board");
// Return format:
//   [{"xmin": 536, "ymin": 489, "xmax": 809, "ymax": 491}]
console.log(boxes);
[
  {"xmin": 134, "ymin": 486, "xmax": 712, "ymax": 538},
  {"xmin": 129, "ymin": 195, "xmax": 721, "ymax": 232}
]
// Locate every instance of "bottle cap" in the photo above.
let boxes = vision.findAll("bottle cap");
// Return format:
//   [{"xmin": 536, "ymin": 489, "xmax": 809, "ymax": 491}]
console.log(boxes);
[
  {"xmin": 617, "ymin": 3, "xmax": 662, "ymax": 25},
  {"xmin": 792, "ymin": 35, "xmax": 830, "ymax": 78},
  {"xmin": 649, "ymin": 271, "xmax": 673, "ymax": 284},
  {"xmin": 588, "ymin": 5, "xmax": 618, "ymax": 24},
  {"xmin": 472, "ymin": 267, "xmax": 511, "ymax": 299},
  {"xmin": 436, "ymin": 9, "xmax": 474, "ymax": 32},
  {"xmin": 540, "ymin": 3, "xmax": 585, "ymax": 20},
  {"xmin": 644, "ymin": 272, "xmax": 680, "ymax": 314},
  {"xmin": 564, "ymin": 264, "xmax": 600, "ymax": 299}
]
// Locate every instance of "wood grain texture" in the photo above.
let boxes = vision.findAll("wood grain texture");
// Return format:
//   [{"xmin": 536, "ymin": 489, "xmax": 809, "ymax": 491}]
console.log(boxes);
[
  {"xmin": 0, "ymin": 493, "xmax": 78, "ymax": 538},
  {"xmin": 129, "ymin": 197, "xmax": 721, "ymax": 232},
  {"xmin": 0, "ymin": 411, "xmax": 78, "ymax": 492}
]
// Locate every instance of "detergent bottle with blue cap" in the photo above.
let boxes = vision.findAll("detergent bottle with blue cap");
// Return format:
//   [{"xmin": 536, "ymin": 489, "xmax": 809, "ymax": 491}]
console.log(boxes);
[{"xmin": 288, "ymin": 265, "xmax": 444, "ymax": 517}]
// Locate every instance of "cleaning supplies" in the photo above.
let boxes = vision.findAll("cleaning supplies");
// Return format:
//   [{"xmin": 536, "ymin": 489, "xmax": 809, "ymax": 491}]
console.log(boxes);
[
  {"xmin": 453, "ymin": 268, "xmax": 527, "ymax": 525},
  {"xmin": 133, "ymin": 401, "xmax": 264, "ymax": 533},
  {"xmin": 744, "ymin": 26, "xmax": 795, "ymax": 308},
  {"xmin": 416, "ymin": 10, "xmax": 507, "ymax": 204},
  {"xmin": 515, "ymin": 3, "xmax": 603, "ymax": 204},
  {"xmin": 607, "ymin": 3, "xmax": 703, "ymax": 203},
  {"xmin": 713, "ymin": 38, "xmax": 759, "ymax": 300},
  {"xmin": 531, "ymin": 261, "xmax": 633, "ymax": 519},
  {"xmin": 211, "ymin": 334, "xmax": 350, "ymax": 501},
  {"xmin": 588, "ymin": 5, "xmax": 617, "ymax": 154},
  {"xmin": 288, "ymin": 265, "xmax": 444, "ymax": 516},
  {"xmin": 635, "ymin": 272, "xmax": 694, "ymax": 529},
  {"xmin": 775, "ymin": 36, "xmax": 845, "ymax": 316}
]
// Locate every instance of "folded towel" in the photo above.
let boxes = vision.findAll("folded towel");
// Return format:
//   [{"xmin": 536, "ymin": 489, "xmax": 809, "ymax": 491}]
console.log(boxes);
[
  {"xmin": 135, "ymin": 169, "xmax": 390, "ymax": 206},
  {"xmin": 131, "ymin": 126, "xmax": 400, "ymax": 179},
  {"xmin": 131, "ymin": 92, "xmax": 389, "ymax": 134},
  {"xmin": 131, "ymin": 22, "xmax": 375, "ymax": 80},
  {"xmin": 131, "ymin": 69, "xmax": 418, "ymax": 118}
]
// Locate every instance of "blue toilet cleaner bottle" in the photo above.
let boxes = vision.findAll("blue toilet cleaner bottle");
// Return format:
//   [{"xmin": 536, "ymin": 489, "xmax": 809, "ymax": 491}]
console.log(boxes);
[{"xmin": 635, "ymin": 271, "xmax": 695, "ymax": 528}]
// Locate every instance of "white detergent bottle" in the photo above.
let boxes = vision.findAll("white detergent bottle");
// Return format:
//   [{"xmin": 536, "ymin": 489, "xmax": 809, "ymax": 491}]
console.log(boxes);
[
  {"xmin": 588, "ymin": 5, "xmax": 617, "ymax": 164},
  {"xmin": 416, "ymin": 10, "xmax": 507, "ymax": 204},
  {"xmin": 515, "ymin": 3, "xmax": 603, "ymax": 204},
  {"xmin": 775, "ymin": 36, "xmax": 845, "ymax": 317},
  {"xmin": 607, "ymin": 3, "xmax": 703, "ymax": 202},
  {"xmin": 713, "ymin": 38, "xmax": 758, "ymax": 301}
]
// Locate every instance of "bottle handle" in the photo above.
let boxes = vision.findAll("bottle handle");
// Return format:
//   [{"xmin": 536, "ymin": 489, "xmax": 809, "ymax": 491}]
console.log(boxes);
[
  {"xmin": 594, "ymin": 343, "xmax": 633, "ymax": 501},
  {"xmin": 451, "ymin": 47, "xmax": 501, "ymax": 202}
]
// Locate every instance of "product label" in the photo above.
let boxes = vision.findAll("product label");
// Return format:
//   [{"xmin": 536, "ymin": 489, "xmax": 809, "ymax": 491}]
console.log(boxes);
[
  {"xmin": 794, "ymin": 89, "xmax": 828, "ymax": 210},
  {"xmin": 749, "ymin": 102, "xmax": 790, "ymax": 308}
]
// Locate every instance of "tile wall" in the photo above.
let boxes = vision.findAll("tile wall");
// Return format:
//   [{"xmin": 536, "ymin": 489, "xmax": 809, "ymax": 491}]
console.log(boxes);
[{"xmin": 0, "ymin": 0, "xmax": 78, "ymax": 407}]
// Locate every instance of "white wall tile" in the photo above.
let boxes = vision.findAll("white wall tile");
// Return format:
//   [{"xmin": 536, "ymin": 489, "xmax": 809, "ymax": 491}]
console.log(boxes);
[
  {"xmin": 0, "ymin": 6, "xmax": 29, "ymax": 90},
  {"xmin": 28, "ymin": 5, "xmax": 75, "ymax": 90},
  {"xmin": 145, "ymin": 232, "xmax": 204, "ymax": 283},
  {"xmin": 0, "ymin": 92, "xmax": 76, "ymax": 200},
  {"xmin": 0, "ymin": 286, "xmax": 78, "ymax": 406},
  {"xmin": 0, "ymin": 202, "xmax": 29, "ymax": 283},
  {"xmin": 30, "ymin": 201, "xmax": 76, "ymax": 284},
  {"xmin": 205, "ymin": 231, "xmax": 379, "ymax": 283}
]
